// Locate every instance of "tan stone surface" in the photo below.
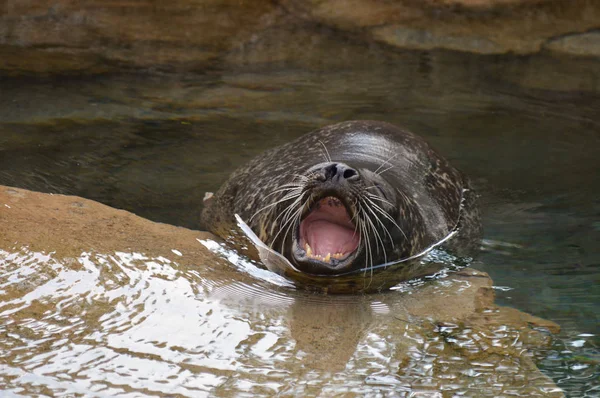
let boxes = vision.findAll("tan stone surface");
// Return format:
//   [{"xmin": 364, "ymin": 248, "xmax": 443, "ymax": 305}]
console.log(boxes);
[
  {"xmin": 0, "ymin": 184, "xmax": 561, "ymax": 339},
  {"xmin": 1, "ymin": 0, "xmax": 599, "ymax": 74},
  {"xmin": 284, "ymin": 0, "xmax": 600, "ymax": 55},
  {"xmin": 0, "ymin": 185, "xmax": 216, "ymax": 259},
  {"xmin": 0, "ymin": 184, "xmax": 564, "ymax": 396},
  {"xmin": 545, "ymin": 31, "xmax": 600, "ymax": 57},
  {"xmin": 0, "ymin": 0, "xmax": 280, "ymax": 73}
]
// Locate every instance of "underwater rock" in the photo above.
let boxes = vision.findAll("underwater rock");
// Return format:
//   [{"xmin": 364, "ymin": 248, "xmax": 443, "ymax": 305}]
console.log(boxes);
[{"xmin": 0, "ymin": 185, "xmax": 564, "ymax": 396}]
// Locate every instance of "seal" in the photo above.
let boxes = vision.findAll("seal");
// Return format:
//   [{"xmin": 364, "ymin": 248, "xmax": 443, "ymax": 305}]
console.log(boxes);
[{"xmin": 202, "ymin": 121, "xmax": 481, "ymax": 290}]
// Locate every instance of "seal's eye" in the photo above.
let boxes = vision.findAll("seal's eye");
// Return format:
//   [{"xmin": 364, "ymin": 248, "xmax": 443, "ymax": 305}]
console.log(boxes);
[{"xmin": 374, "ymin": 182, "xmax": 386, "ymax": 198}]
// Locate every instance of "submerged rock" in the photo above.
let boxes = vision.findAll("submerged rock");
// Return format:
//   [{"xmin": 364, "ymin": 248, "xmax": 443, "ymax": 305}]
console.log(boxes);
[{"xmin": 0, "ymin": 185, "xmax": 563, "ymax": 396}]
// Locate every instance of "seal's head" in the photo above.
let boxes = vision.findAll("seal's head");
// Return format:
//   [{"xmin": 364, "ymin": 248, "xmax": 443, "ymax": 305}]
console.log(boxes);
[
  {"xmin": 269, "ymin": 161, "xmax": 406, "ymax": 275},
  {"xmin": 202, "ymin": 121, "xmax": 481, "ymax": 290}
]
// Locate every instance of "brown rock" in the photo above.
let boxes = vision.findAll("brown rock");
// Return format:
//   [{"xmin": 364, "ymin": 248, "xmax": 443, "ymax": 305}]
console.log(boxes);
[
  {"xmin": 0, "ymin": 185, "xmax": 563, "ymax": 396},
  {"xmin": 545, "ymin": 31, "xmax": 600, "ymax": 57},
  {"xmin": 0, "ymin": 185, "xmax": 217, "ymax": 259},
  {"xmin": 0, "ymin": 0, "xmax": 280, "ymax": 73},
  {"xmin": 2, "ymin": 0, "xmax": 600, "ymax": 74},
  {"xmin": 283, "ymin": 0, "xmax": 600, "ymax": 55}
]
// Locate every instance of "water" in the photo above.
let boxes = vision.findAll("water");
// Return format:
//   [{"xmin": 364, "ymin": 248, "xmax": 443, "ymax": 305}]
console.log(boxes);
[
  {"xmin": 1, "ymin": 47, "xmax": 599, "ymax": 396},
  {"xmin": 0, "ymin": 246, "xmax": 565, "ymax": 397}
]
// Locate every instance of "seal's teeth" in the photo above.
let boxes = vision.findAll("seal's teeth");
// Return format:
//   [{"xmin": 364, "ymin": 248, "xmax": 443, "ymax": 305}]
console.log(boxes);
[
  {"xmin": 305, "ymin": 243, "xmax": 312, "ymax": 257},
  {"xmin": 324, "ymin": 253, "xmax": 331, "ymax": 263}
]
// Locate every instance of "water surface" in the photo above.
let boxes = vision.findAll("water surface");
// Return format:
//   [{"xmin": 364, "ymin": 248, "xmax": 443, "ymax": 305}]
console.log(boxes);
[{"xmin": 1, "ymin": 47, "xmax": 599, "ymax": 396}]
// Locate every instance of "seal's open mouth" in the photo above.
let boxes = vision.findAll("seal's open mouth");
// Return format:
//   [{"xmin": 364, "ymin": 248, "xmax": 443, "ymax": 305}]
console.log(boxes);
[{"xmin": 297, "ymin": 196, "xmax": 360, "ymax": 267}]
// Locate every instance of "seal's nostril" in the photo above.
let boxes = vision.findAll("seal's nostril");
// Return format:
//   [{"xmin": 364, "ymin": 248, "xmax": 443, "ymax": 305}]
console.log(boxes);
[
  {"xmin": 324, "ymin": 163, "xmax": 338, "ymax": 180},
  {"xmin": 321, "ymin": 163, "xmax": 358, "ymax": 182},
  {"xmin": 343, "ymin": 168, "xmax": 357, "ymax": 179}
]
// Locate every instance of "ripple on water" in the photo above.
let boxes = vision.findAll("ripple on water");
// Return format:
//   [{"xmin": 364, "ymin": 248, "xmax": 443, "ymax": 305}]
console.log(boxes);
[
  {"xmin": 0, "ymin": 246, "xmax": 595, "ymax": 396},
  {"xmin": 0, "ymin": 247, "xmax": 256, "ymax": 395}
]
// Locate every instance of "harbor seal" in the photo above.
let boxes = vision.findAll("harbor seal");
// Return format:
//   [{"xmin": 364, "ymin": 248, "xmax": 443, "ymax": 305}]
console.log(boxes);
[{"xmin": 202, "ymin": 121, "xmax": 481, "ymax": 290}]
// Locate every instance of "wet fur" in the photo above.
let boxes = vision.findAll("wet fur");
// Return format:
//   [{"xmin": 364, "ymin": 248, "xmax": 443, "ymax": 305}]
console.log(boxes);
[{"xmin": 202, "ymin": 120, "xmax": 482, "ymax": 279}]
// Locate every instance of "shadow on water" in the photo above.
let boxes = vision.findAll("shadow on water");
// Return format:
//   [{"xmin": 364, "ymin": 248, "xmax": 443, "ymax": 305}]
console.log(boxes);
[{"xmin": 1, "ymin": 46, "xmax": 599, "ymax": 396}]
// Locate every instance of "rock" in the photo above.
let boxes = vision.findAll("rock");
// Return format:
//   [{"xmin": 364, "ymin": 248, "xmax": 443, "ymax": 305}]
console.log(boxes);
[
  {"xmin": 0, "ymin": 0, "xmax": 280, "ymax": 74},
  {"xmin": 481, "ymin": 51, "xmax": 600, "ymax": 92},
  {"xmin": 282, "ymin": 0, "xmax": 600, "ymax": 55},
  {"xmin": 1, "ymin": 0, "xmax": 600, "ymax": 74},
  {"xmin": 0, "ymin": 185, "xmax": 563, "ymax": 396},
  {"xmin": 0, "ymin": 184, "xmax": 217, "ymax": 258},
  {"xmin": 372, "ymin": 26, "xmax": 504, "ymax": 54},
  {"xmin": 545, "ymin": 31, "xmax": 600, "ymax": 57}
]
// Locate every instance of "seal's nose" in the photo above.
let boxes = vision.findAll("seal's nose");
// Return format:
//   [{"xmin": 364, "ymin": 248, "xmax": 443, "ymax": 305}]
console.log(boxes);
[{"xmin": 323, "ymin": 163, "xmax": 359, "ymax": 182}]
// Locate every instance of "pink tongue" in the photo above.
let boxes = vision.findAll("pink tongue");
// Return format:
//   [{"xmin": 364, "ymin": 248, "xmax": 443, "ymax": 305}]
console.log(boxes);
[
  {"xmin": 300, "ymin": 197, "xmax": 359, "ymax": 257},
  {"xmin": 306, "ymin": 220, "xmax": 358, "ymax": 256}
]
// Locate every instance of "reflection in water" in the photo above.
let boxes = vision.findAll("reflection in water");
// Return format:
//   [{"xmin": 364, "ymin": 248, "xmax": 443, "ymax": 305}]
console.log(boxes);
[
  {"xmin": 0, "ymin": 46, "xmax": 599, "ymax": 395},
  {"xmin": 0, "ymin": 246, "xmax": 570, "ymax": 396}
]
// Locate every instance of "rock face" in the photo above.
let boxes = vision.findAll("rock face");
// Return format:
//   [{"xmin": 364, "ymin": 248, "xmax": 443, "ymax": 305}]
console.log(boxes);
[
  {"xmin": 0, "ymin": 185, "xmax": 217, "ymax": 259},
  {"xmin": 0, "ymin": 185, "xmax": 563, "ymax": 396},
  {"xmin": 1, "ymin": 0, "xmax": 599, "ymax": 74},
  {"xmin": 0, "ymin": 0, "xmax": 281, "ymax": 74},
  {"xmin": 545, "ymin": 31, "xmax": 600, "ymax": 57},
  {"xmin": 283, "ymin": 0, "xmax": 600, "ymax": 54}
]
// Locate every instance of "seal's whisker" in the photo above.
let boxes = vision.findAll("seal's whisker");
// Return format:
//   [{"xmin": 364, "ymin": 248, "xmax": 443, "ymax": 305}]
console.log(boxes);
[
  {"xmin": 289, "ymin": 174, "xmax": 310, "ymax": 182},
  {"xmin": 357, "ymin": 216, "xmax": 368, "ymax": 274},
  {"xmin": 360, "ymin": 200, "xmax": 388, "ymax": 264},
  {"xmin": 265, "ymin": 187, "xmax": 303, "ymax": 198},
  {"xmin": 374, "ymin": 153, "xmax": 398, "ymax": 175},
  {"xmin": 361, "ymin": 198, "xmax": 395, "ymax": 252},
  {"xmin": 249, "ymin": 189, "xmax": 302, "ymax": 222},
  {"xmin": 363, "ymin": 186, "xmax": 394, "ymax": 206},
  {"xmin": 274, "ymin": 194, "xmax": 304, "ymax": 226},
  {"xmin": 370, "ymin": 203, "xmax": 408, "ymax": 243},
  {"xmin": 363, "ymin": 217, "xmax": 374, "ymax": 277},
  {"xmin": 350, "ymin": 198, "xmax": 361, "ymax": 240},
  {"xmin": 278, "ymin": 182, "xmax": 307, "ymax": 188},
  {"xmin": 365, "ymin": 191, "xmax": 394, "ymax": 207},
  {"xmin": 357, "ymin": 206, "xmax": 374, "ymax": 277},
  {"xmin": 364, "ymin": 214, "xmax": 375, "ymax": 285},
  {"xmin": 271, "ymin": 204, "xmax": 303, "ymax": 250},
  {"xmin": 257, "ymin": 174, "xmax": 308, "ymax": 204},
  {"xmin": 264, "ymin": 195, "xmax": 303, "ymax": 242},
  {"xmin": 270, "ymin": 191, "xmax": 308, "ymax": 244},
  {"xmin": 363, "ymin": 196, "xmax": 396, "ymax": 243},
  {"xmin": 359, "ymin": 210, "xmax": 375, "ymax": 288},
  {"xmin": 365, "ymin": 204, "xmax": 394, "ymax": 263},
  {"xmin": 318, "ymin": 140, "xmax": 332, "ymax": 163},
  {"xmin": 280, "ymin": 195, "xmax": 311, "ymax": 254},
  {"xmin": 262, "ymin": 186, "xmax": 303, "ymax": 200},
  {"xmin": 365, "ymin": 196, "xmax": 408, "ymax": 241},
  {"xmin": 375, "ymin": 164, "xmax": 395, "ymax": 176}
]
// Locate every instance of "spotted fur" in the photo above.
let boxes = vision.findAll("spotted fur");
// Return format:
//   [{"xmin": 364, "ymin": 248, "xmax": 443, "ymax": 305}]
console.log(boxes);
[{"xmin": 202, "ymin": 121, "xmax": 482, "ymax": 290}]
